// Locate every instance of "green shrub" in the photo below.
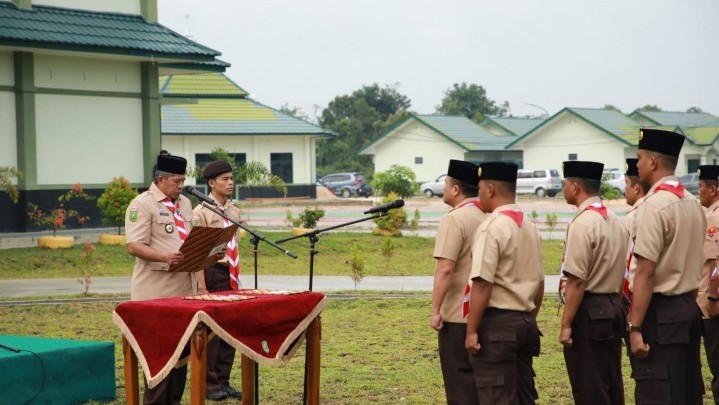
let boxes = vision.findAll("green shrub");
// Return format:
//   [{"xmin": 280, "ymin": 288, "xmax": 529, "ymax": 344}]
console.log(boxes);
[
  {"xmin": 372, "ymin": 192, "xmax": 408, "ymax": 236},
  {"xmin": 372, "ymin": 165, "xmax": 418, "ymax": 198},
  {"xmin": 286, "ymin": 206, "xmax": 325, "ymax": 228},
  {"xmin": 600, "ymin": 183, "xmax": 622, "ymax": 200},
  {"xmin": 97, "ymin": 177, "xmax": 138, "ymax": 235}
]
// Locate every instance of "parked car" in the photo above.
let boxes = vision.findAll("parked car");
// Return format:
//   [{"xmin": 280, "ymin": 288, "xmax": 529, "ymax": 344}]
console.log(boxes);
[
  {"xmin": 420, "ymin": 174, "xmax": 447, "ymax": 198},
  {"xmin": 678, "ymin": 172, "xmax": 699, "ymax": 195},
  {"xmin": 319, "ymin": 172, "xmax": 372, "ymax": 198},
  {"xmin": 601, "ymin": 169, "xmax": 626, "ymax": 196},
  {"xmin": 516, "ymin": 169, "xmax": 562, "ymax": 197}
]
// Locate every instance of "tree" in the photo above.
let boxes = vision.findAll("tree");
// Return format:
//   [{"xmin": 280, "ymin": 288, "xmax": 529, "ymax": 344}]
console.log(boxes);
[
  {"xmin": 638, "ymin": 104, "xmax": 662, "ymax": 112},
  {"xmin": 372, "ymin": 164, "xmax": 418, "ymax": 198},
  {"xmin": 602, "ymin": 104, "xmax": 623, "ymax": 113},
  {"xmin": 436, "ymin": 83, "xmax": 510, "ymax": 122},
  {"xmin": 686, "ymin": 106, "xmax": 704, "ymax": 113},
  {"xmin": 280, "ymin": 103, "xmax": 310, "ymax": 122},
  {"xmin": 317, "ymin": 83, "xmax": 411, "ymax": 176},
  {"xmin": 0, "ymin": 166, "xmax": 22, "ymax": 204}
]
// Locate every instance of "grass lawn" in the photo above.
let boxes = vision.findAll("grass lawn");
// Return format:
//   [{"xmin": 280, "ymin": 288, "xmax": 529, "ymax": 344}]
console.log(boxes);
[
  {"xmin": 0, "ymin": 233, "xmax": 565, "ymax": 279},
  {"xmin": 0, "ymin": 297, "xmax": 715, "ymax": 404}
]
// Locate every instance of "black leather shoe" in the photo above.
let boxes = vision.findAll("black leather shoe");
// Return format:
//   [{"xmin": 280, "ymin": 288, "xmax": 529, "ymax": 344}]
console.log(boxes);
[
  {"xmin": 224, "ymin": 385, "xmax": 242, "ymax": 399},
  {"xmin": 206, "ymin": 389, "xmax": 229, "ymax": 401}
]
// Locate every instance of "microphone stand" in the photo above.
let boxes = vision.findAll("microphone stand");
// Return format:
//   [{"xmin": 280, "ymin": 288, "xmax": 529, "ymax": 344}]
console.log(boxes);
[
  {"xmin": 275, "ymin": 209, "xmax": 395, "ymax": 405},
  {"xmin": 199, "ymin": 201, "xmax": 296, "ymax": 405}
]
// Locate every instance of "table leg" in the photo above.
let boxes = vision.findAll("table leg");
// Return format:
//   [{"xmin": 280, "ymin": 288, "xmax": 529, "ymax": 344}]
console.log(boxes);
[
  {"xmin": 241, "ymin": 355, "xmax": 256, "ymax": 405},
  {"xmin": 306, "ymin": 316, "xmax": 322, "ymax": 405},
  {"xmin": 122, "ymin": 336, "xmax": 140, "ymax": 405},
  {"xmin": 190, "ymin": 325, "xmax": 208, "ymax": 405}
]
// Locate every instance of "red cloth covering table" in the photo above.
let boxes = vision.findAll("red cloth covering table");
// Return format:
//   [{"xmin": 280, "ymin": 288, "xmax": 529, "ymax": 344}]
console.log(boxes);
[{"xmin": 113, "ymin": 290, "xmax": 326, "ymax": 405}]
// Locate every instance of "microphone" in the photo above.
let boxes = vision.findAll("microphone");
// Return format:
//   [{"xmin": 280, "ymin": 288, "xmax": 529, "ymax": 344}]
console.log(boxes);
[
  {"xmin": 364, "ymin": 199, "xmax": 405, "ymax": 214},
  {"xmin": 184, "ymin": 187, "xmax": 218, "ymax": 206},
  {"xmin": 0, "ymin": 343, "xmax": 20, "ymax": 353}
]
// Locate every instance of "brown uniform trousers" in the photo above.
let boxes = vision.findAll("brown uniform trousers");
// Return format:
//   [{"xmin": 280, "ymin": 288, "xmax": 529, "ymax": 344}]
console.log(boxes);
[
  {"xmin": 704, "ymin": 317, "xmax": 719, "ymax": 404},
  {"xmin": 143, "ymin": 365, "xmax": 188, "ymax": 405},
  {"xmin": 204, "ymin": 262, "xmax": 237, "ymax": 392},
  {"xmin": 630, "ymin": 293, "xmax": 703, "ymax": 405},
  {"xmin": 469, "ymin": 309, "xmax": 540, "ymax": 405},
  {"xmin": 564, "ymin": 293, "xmax": 625, "ymax": 405},
  {"xmin": 439, "ymin": 322, "xmax": 479, "ymax": 405}
]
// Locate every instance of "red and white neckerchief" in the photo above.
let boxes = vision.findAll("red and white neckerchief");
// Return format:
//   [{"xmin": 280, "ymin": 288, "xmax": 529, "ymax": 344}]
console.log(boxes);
[
  {"xmin": 460, "ymin": 199, "xmax": 482, "ymax": 318},
  {"xmin": 160, "ymin": 198, "xmax": 187, "ymax": 241},
  {"xmin": 220, "ymin": 205, "xmax": 241, "ymax": 290},
  {"xmin": 498, "ymin": 209, "xmax": 523, "ymax": 227},
  {"xmin": 558, "ymin": 202, "xmax": 607, "ymax": 304},
  {"xmin": 623, "ymin": 239, "xmax": 634, "ymax": 305},
  {"xmin": 654, "ymin": 180, "xmax": 685, "ymax": 198}
]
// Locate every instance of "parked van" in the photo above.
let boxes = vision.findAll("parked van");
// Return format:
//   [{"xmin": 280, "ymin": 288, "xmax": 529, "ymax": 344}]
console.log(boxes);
[{"xmin": 516, "ymin": 169, "xmax": 562, "ymax": 197}]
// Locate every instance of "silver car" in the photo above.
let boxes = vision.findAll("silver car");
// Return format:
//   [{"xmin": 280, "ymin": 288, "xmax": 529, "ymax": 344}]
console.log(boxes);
[
  {"xmin": 420, "ymin": 174, "xmax": 446, "ymax": 198},
  {"xmin": 602, "ymin": 170, "xmax": 626, "ymax": 196}
]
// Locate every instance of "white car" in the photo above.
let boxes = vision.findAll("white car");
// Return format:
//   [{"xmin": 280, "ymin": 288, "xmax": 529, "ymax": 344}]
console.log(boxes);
[{"xmin": 420, "ymin": 174, "xmax": 447, "ymax": 198}]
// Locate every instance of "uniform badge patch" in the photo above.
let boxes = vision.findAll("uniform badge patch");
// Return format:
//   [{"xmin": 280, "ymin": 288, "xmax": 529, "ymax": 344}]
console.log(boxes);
[
  {"xmin": 165, "ymin": 223, "xmax": 174, "ymax": 233},
  {"xmin": 708, "ymin": 227, "xmax": 717, "ymax": 238},
  {"xmin": 129, "ymin": 211, "xmax": 138, "ymax": 222}
]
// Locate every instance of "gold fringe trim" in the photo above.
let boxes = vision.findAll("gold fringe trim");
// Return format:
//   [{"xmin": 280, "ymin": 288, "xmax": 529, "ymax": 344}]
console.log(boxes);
[{"xmin": 113, "ymin": 296, "xmax": 327, "ymax": 389}]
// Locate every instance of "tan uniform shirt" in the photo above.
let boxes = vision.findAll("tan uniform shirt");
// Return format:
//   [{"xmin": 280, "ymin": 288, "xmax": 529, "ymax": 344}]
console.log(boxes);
[
  {"xmin": 562, "ymin": 197, "xmax": 628, "ymax": 294},
  {"xmin": 698, "ymin": 200, "xmax": 719, "ymax": 317},
  {"xmin": 632, "ymin": 176, "xmax": 705, "ymax": 295},
  {"xmin": 433, "ymin": 198, "xmax": 486, "ymax": 323},
  {"xmin": 469, "ymin": 204, "xmax": 544, "ymax": 312},
  {"xmin": 192, "ymin": 194, "xmax": 242, "ymax": 265},
  {"xmin": 125, "ymin": 183, "xmax": 194, "ymax": 301}
]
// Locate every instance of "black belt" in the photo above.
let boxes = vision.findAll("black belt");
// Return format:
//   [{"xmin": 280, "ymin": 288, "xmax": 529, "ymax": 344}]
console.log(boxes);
[
  {"xmin": 214, "ymin": 262, "xmax": 229, "ymax": 269},
  {"xmin": 483, "ymin": 307, "xmax": 525, "ymax": 318}
]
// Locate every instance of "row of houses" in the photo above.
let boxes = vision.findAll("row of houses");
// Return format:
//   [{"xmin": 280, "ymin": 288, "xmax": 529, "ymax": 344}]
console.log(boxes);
[{"xmin": 361, "ymin": 109, "xmax": 719, "ymax": 183}]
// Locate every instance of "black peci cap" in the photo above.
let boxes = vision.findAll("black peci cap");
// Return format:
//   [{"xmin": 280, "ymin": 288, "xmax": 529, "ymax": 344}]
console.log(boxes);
[
  {"xmin": 156, "ymin": 155, "xmax": 187, "ymax": 175},
  {"xmin": 562, "ymin": 161, "xmax": 604, "ymax": 181},
  {"xmin": 447, "ymin": 159, "xmax": 480, "ymax": 185},
  {"xmin": 638, "ymin": 128, "xmax": 685, "ymax": 158},
  {"xmin": 625, "ymin": 158, "xmax": 639, "ymax": 177},
  {"xmin": 698, "ymin": 165, "xmax": 719, "ymax": 181},
  {"xmin": 478, "ymin": 162, "xmax": 518, "ymax": 183}
]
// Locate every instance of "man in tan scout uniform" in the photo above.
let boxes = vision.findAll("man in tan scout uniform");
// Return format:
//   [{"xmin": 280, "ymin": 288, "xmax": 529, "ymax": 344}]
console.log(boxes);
[
  {"xmin": 193, "ymin": 160, "xmax": 243, "ymax": 401},
  {"xmin": 696, "ymin": 164, "xmax": 719, "ymax": 403},
  {"xmin": 630, "ymin": 128, "xmax": 705, "ymax": 404},
  {"xmin": 430, "ymin": 159, "xmax": 485, "ymax": 405},
  {"xmin": 559, "ymin": 160, "xmax": 628, "ymax": 405},
  {"xmin": 125, "ymin": 154, "xmax": 195, "ymax": 404},
  {"xmin": 465, "ymin": 161, "xmax": 544, "ymax": 405}
]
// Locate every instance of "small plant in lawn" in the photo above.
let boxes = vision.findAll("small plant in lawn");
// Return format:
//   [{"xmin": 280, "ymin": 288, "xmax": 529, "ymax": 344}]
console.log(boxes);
[
  {"xmin": 27, "ymin": 183, "xmax": 94, "ymax": 236},
  {"xmin": 372, "ymin": 192, "xmax": 407, "ymax": 236},
  {"xmin": 97, "ymin": 177, "xmax": 138, "ymax": 235},
  {"xmin": 529, "ymin": 209, "xmax": 538, "ymax": 223},
  {"xmin": 409, "ymin": 208, "xmax": 421, "ymax": 234},
  {"xmin": 287, "ymin": 206, "xmax": 325, "ymax": 229},
  {"xmin": 349, "ymin": 243, "xmax": 365, "ymax": 290},
  {"xmin": 546, "ymin": 212, "xmax": 558, "ymax": 239},
  {"xmin": 77, "ymin": 243, "xmax": 95, "ymax": 295},
  {"xmin": 381, "ymin": 236, "xmax": 396, "ymax": 268}
]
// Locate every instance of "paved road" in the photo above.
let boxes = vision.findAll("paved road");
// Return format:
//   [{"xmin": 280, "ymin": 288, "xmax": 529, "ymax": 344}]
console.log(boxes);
[{"xmin": 0, "ymin": 275, "xmax": 562, "ymax": 298}]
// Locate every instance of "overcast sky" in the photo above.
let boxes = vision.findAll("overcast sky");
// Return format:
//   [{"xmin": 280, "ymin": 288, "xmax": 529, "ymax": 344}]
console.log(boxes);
[{"xmin": 157, "ymin": 0, "xmax": 719, "ymax": 121}]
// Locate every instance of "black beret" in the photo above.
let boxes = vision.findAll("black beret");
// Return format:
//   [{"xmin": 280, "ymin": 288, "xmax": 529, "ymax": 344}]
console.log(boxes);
[
  {"xmin": 625, "ymin": 158, "xmax": 639, "ymax": 177},
  {"xmin": 202, "ymin": 160, "xmax": 233, "ymax": 180},
  {"xmin": 638, "ymin": 128, "xmax": 685, "ymax": 158},
  {"xmin": 562, "ymin": 161, "xmax": 604, "ymax": 181},
  {"xmin": 478, "ymin": 161, "xmax": 518, "ymax": 183},
  {"xmin": 156, "ymin": 155, "xmax": 187, "ymax": 175},
  {"xmin": 698, "ymin": 165, "xmax": 719, "ymax": 181},
  {"xmin": 447, "ymin": 160, "xmax": 479, "ymax": 185}
]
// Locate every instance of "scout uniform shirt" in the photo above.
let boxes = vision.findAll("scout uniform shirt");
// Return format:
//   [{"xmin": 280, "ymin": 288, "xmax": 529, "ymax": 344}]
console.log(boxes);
[
  {"xmin": 632, "ymin": 176, "xmax": 705, "ymax": 295},
  {"xmin": 698, "ymin": 200, "xmax": 719, "ymax": 318},
  {"xmin": 125, "ymin": 182, "xmax": 194, "ymax": 301},
  {"xmin": 469, "ymin": 204, "xmax": 544, "ymax": 312},
  {"xmin": 433, "ymin": 198, "xmax": 486, "ymax": 323},
  {"xmin": 192, "ymin": 194, "xmax": 242, "ymax": 265},
  {"xmin": 562, "ymin": 197, "xmax": 628, "ymax": 293}
]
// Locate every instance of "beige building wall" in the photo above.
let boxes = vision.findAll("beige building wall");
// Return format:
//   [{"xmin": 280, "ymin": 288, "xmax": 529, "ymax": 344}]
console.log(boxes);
[
  {"xmin": 35, "ymin": 94, "xmax": 144, "ymax": 184},
  {"xmin": 518, "ymin": 115, "xmax": 628, "ymax": 171},
  {"xmin": 32, "ymin": 0, "xmax": 141, "ymax": 14},
  {"xmin": 372, "ymin": 120, "xmax": 466, "ymax": 183},
  {"xmin": 163, "ymin": 135, "xmax": 316, "ymax": 185},
  {"xmin": 35, "ymin": 55, "xmax": 141, "ymax": 93},
  {"xmin": 0, "ymin": 51, "xmax": 16, "ymax": 169}
]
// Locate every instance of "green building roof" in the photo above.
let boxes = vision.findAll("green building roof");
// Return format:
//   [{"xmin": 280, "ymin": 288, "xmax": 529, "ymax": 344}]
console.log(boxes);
[
  {"xmin": 0, "ymin": 2, "xmax": 221, "ymax": 61},
  {"xmin": 361, "ymin": 113, "xmax": 514, "ymax": 154},
  {"xmin": 480, "ymin": 117, "xmax": 543, "ymax": 136},
  {"xmin": 160, "ymin": 73, "xmax": 334, "ymax": 136},
  {"xmin": 629, "ymin": 110, "xmax": 719, "ymax": 127}
]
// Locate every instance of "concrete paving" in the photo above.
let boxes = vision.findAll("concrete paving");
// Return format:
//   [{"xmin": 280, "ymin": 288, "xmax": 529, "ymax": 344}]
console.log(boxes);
[{"xmin": 0, "ymin": 275, "xmax": 562, "ymax": 298}]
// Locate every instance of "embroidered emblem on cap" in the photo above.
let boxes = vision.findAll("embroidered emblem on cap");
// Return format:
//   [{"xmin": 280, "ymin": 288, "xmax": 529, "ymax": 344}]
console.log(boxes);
[
  {"xmin": 624, "ymin": 163, "xmax": 629, "ymax": 172},
  {"xmin": 477, "ymin": 167, "xmax": 482, "ymax": 177},
  {"xmin": 698, "ymin": 168, "xmax": 702, "ymax": 176},
  {"xmin": 165, "ymin": 223, "xmax": 174, "ymax": 233},
  {"xmin": 639, "ymin": 130, "xmax": 643, "ymax": 140}
]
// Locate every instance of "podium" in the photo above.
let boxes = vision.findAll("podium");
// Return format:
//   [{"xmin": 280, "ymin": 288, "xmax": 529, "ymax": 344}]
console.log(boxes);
[{"xmin": 114, "ymin": 290, "xmax": 326, "ymax": 404}]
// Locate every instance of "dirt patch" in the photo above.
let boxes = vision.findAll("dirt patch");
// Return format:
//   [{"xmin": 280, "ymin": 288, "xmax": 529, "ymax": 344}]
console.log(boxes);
[{"xmin": 316, "ymin": 186, "xmax": 339, "ymax": 200}]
